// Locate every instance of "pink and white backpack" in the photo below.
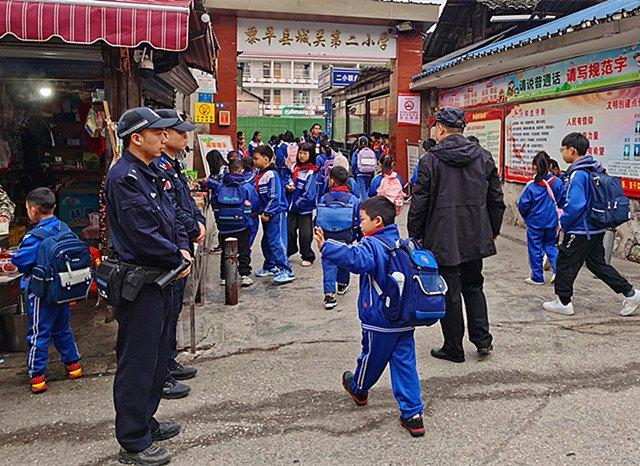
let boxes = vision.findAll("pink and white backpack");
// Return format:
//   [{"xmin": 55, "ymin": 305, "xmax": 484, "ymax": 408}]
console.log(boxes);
[{"xmin": 377, "ymin": 172, "xmax": 404, "ymax": 215}]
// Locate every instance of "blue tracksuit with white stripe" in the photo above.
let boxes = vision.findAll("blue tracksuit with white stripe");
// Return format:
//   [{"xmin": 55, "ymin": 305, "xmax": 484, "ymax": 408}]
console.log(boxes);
[
  {"xmin": 517, "ymin": 174, "xmax": 564, "ymax": 283},
  {"xmin": 256, "ymin": 165, "xmax": 292, "ymax": 274},
  {"xmin": 243, "ymin": 170, "xmax": 259, "ymax": 245},
  {"xmin": 321, "ymin": 224, "xmax": 424, "ymax": 419},
  {"xmin": 11, "ymin": 216, "xmax": 80, "ymax": 378}
]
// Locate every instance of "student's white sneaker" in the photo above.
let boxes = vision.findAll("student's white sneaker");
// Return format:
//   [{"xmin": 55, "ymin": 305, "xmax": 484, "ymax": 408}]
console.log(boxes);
[
  {"xmin": 543, "ymin": 297, "xmax": 575, "ymax": 316},
  {"xmin": 525, "ymin": 277, "xmax": 545, "ymax": 286},
  {"xmin": 620, "ymin": 289, "xmax": 640, "ymax": 316},
  {"xmin": 550, "ymin": 274, "xmax": 556, "ymax": 284},
  {"xmin": 300, "ymin": 260, "xmax": 313, "ymax": 267},
  {"xmin": 241, "ymin": 276, "xmax": 254, "ymax": 287}
]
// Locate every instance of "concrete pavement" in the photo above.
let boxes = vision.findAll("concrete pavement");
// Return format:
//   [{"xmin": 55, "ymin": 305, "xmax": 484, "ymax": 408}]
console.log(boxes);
[{"xmin": 0, "ymin": 215, "xmax": 639, "ymax": 465}]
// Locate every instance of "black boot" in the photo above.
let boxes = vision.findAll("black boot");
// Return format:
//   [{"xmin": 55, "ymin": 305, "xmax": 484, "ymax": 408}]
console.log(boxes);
[
  {"xmin": 430, "ymin": 347, "xmax": 465, "ymax": 363},
  {"xmin": 168, "ymin": 359, "xmax": 198, "ymax": 380},
  {"xmin": 151, "ymin": 421, "xmax": 181, "ymax": 441},
  {"xmin": 161, "ymin": 378, "xmax": 190, "ymax": 400},
  {"xmin": 117, "ymin": 444, "xmax": 171, "ymax": 465}
]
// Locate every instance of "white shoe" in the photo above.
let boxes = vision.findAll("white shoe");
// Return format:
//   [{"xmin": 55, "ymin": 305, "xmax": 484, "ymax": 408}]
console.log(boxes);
[
  {"xmin": 241, "ymin": 276, "xmax": 254, "ymax": 287},
  {"xmin": 543, "ymin": 297, "xmax": 575, "ymax": 316},
  {"xmin": 220, "ymin": 279, "xmax": 226, "ymax": 286},
  {"xmin": 550, "ymin": 274, "xmax": 556, "ymax": 284},
  {"xmin": 300, "ymin": 260, "xmax": 313, "ymax": 267},
  {"xmin": 525, "ymin": 277, "xmax": 545, "ymax": 286},
  {"xmin": 620, "ymin": 289, "xmax": 640, "ymax": 316}
]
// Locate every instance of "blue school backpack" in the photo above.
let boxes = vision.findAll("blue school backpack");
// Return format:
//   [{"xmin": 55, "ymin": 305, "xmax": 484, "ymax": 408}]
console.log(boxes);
[
  {"xmin": 214, "ymin": 182, "xmax": 250, "ymax": 232},
  {"xmin": 316, "ymin": 194, "xmax": 356, "ymax": 234},
  {"xmin": 584, "ymin": 169, "xmax": 630, "ymax": 229},
  {"xmin": 372, "ymin": 238, "xmax": 447, "ymax": 327},
  {"xmin": 29, "ymin": 222, "xmax": 93, "ymax": 305}
]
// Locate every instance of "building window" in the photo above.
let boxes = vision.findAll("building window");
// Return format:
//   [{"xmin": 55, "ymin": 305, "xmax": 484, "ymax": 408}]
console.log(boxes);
[
  {"xmin": 273, "ymin": 89, "xmax": 282, "ymax": 105},
  {"xmin": 242, "ymin": 62, "xmax": 251, "ymax": 75},
  {"xmin": 262, "ymin": 62, "xmax": 271, "ymax": 78},
  {"xmin": 273, "ymin": 62, "xmax": 282, "ymax": 79},
  {"xmin": 293, "ymin": 90, "xmax": 310, "ymax": 105},
  {"xmin": 294, "ymin": 63, "xmax": 311, "ymax": 79},
  {"xmin": 262, "ymin": 89, "xmax": 271, "ymax": 103}
]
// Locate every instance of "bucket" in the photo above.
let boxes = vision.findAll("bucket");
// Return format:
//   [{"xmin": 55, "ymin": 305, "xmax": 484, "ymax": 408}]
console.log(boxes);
[{"xmin": 1, "ymin": 301, "xmax": 29, "ymax": 352}]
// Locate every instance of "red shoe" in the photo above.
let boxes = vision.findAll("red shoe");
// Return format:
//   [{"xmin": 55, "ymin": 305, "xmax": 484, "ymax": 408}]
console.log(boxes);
[
  {"xmin": 30, "ymin": 375, "xmax": 48, "ymax": 394},
  {"xmin": 65, "ymin": 362, "xmax": 83, "ymax": 380}
]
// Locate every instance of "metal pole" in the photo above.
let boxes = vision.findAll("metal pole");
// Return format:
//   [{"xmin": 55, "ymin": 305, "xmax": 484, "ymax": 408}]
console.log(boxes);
[{"xmin": 224, "ymin": 237, "xmax": 239, "ymax": 305}]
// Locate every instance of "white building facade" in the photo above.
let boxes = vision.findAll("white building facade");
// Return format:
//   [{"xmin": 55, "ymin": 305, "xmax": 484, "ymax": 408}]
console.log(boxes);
[{"xmin": 236, "ymin": 19, "xmax": 393, "ymax": 117}]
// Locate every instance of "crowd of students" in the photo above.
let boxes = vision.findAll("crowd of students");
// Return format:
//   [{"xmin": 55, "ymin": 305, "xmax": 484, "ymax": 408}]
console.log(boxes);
[{"xmin": 205, "ymin": 126, "xmax": 404, "ymax": 304}]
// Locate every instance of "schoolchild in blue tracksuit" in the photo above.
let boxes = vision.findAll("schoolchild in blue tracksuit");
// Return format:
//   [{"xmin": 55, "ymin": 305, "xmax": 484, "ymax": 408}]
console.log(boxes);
[
  {"xmin": 543, "ymin": 133, "xmax": 640, "ymax": 317},
  {"xmin": 517, "ymin": 152, "xmax": 564, "ymax": 285},
  {"xmin": 315, "ymin": 195, "xmax": 425, "ymax": 437},
  {"xmin": 273, "ymin": 134, "xmax": 290, "ymax": 181},
  {"xmin": 318, "ymin": 176, "xmax": 359, "ymax": 203},
  {"xmin": 12, "ymin": 188, "xmax": 82, "ymax": 394},
  {"xmin": 369, "ymin": 168, "xmax": 405, "ymax": 198},
  {"xmin": 317, "ymin": 167, "xmax": 361, "ymax": 310},
  {"xmin": 287, "ymin": 143, "xmax": 319, "ymax": 266},
  {"xmin": 242, "ymin": 156, "xmax": 259, "ymax": 246},
  {"xmin": 210, "ymin": 159, "xmax": 259, "ymax": 287},
  {"xmin": 352, "ymin": 136, "xmax": 375, "ymax": 201},
  {"xmin": 248, "ymin": 131, "xmax": 262, "ymax": 158},
  {"xmin": 253, "ymin": 145, "xmax": 295, "ymax": 284}
]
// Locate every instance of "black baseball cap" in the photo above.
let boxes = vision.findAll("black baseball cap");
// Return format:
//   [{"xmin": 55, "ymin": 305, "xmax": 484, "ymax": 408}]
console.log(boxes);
[
  {"xmin": 116, "ymin": 107, "xmax": 175, "ymax": 138},
  {"xmin": 156, "ymin": 109, "xmax": 196, "ymax": 132},
  {"xmin": 436, "ymin": 107, "xmax": 467, "ymax": 129}
]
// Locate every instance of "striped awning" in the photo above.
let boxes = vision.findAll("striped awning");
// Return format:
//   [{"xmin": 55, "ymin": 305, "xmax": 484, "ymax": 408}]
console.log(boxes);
[{"xmin": 0, "ymin": 0, "xmax": 192, "ymax": 51}]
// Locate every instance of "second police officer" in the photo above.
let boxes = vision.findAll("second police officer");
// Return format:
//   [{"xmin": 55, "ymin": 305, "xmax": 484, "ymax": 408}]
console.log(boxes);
[
  {"xmin": 106, "ymin": 107, "xmax": 193, "ymax": 465},
  {"xmin": 154, "ymin": 109, "xmax": 205, "ymax": 400}
]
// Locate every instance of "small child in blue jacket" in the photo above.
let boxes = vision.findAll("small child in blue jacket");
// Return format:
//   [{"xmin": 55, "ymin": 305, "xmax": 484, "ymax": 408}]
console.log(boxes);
[
  {"xmin": 210, "ymin": 159, "xmax": 258, "ymax": 287},
  {"xmin": 314, "ymin": 195, "xmax": 425, "ymax": 437},
  {"xmin": 543, "ymin": 133, "xmax": 640, "ymax": 316},
  {"xmin": 253, "ymin": 145, "xmax": 295, "ymax": 284},
  {"xmin": 242, "ymin": 157, "xmax": 259, "ymax": 246},
  {"xmin": 11, "ymin": 188, "xmax": 82, "ymax": 394},
  {"xmin": 316, "ymin": 167, "xmax": 361, "ymax": 310},
  {"xmin": 287, "ymin": 143, "xmax": 319, "ymax": 266},
  {"xmin": 517, "ymin": 151, "xmax": 564, "ymax": 285}
]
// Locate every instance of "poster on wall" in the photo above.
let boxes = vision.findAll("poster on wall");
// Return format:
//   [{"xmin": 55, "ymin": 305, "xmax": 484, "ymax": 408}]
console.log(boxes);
[
  {"xmin": 439, "ymin": 76, "xmax": 508, "ymax": 110},
  {"xmin": 197, "ymin": 134, "xmax": 234, "ymax": 176},
  {"xmin": 398, "ymin": 93, "xmax": 421, "ymax": 126},
  {"xmin": 465, "ymin": 109, "xmax": 503, "ymax": 174},
  {"xmin": 504, "ymin": 87, "xmax": 640, "ymax": 196}
]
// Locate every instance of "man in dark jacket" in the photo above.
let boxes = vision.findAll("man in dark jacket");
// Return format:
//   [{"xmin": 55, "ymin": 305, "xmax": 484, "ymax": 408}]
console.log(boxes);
[{"xmin": 408, "ymin": 108, "xmax": 505, "ymax": 363}]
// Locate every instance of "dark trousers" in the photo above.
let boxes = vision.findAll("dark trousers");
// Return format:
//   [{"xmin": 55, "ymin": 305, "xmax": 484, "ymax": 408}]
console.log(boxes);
[
  {"xmin": 555, "ymin": 232, "xmax": 632, "ymax": 302},
  {"xmin": 219, "ymin": 228, "xmax": 252, "ymax": 279},
  {"xmin": 114, "ymin": 285, "xmax": 173, "ymax": 453},
  {"xmin": 439, "ymin": 260, "xmax": 492, "ymax": 357},
  {"xmin": 164, "ymin": 278, "xmax": 187, "ymax": 383},
  {"xmin": 287, "ymin": 212, "xmax": 315, "ymax": 262}
]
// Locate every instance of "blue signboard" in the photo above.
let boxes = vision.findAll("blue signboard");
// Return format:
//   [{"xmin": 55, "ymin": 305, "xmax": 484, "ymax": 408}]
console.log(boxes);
[
  {"xmin": 332, "ymin": 68, "xmax": 360, "ymax": 87},
  {"xmin": 197, "ymin": 92, "xmax": 213, "ymax": 103}
]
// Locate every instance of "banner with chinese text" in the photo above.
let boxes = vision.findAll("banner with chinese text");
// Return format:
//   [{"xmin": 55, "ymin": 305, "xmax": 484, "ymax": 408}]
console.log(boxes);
[
  {"xmin": 237, "ymin": 19, "xmax": 396, "ymax": 60},
  {"xmin": 465, "ymin": 109, "xmax": 503, "ymax": 175},
  {"xmin": 439, "ymin": 45, "xmax": 640, "ymax": 110},
  {"xmin": 504, "ymin": 87, "xmax": 640, "ymax": 197}
]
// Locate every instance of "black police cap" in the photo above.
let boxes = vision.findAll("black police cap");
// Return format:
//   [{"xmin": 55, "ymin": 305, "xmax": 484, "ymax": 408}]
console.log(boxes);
[
  {"xmin": 116, "ymin": 107, "xmax": 176, "ymax": 138},
  {"xmin": 156, "ymin": 109, "xmax": 196, "ymax": 132},
  {"xmin": 436, "ymin": 107, "xmax": 467, "ymax": 129}
]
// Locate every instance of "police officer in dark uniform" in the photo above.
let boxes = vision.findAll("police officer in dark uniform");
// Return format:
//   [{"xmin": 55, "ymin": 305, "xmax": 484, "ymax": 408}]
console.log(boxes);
[
  {"xmin": 153, "ymin": 109, "xmax": 204, "ymax": 400},
  {"xmin": 106, "ymin": 107, "xmax": 192, "ymax": 465}
]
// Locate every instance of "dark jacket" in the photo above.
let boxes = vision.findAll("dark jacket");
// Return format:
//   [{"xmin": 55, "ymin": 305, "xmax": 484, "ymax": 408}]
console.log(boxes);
[{"xmin": 407, "ymin": 134, "xmax": 505, "ymax": 267}]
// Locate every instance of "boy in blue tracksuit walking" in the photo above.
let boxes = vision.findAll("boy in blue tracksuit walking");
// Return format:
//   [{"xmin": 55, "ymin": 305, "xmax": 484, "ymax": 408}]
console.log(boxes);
[
  {"xmin": 543, "ymin": 133, "xmax": 640, "ymax": 317},
  {"xmin": 287, "ymin": 143, "xmax": 319, "ymax": 266},
  {"xmin": 253, "ymin": 145, "xmax": 295, "ymax": 284},
  {"xmin": 314, "ymin": 195, "xmax": 425, "ymax": 437},
  {"xmin": 517, "ymin": 151, "xmax": 564, "ymax": 285},
  {"xmin": 209, "ymin": 159, "xmax": 258, "ymax": 287},
  {"xmin": 317, "ymin": 167, "xmax": 361, "ymax": 310},
  {"xmin": 11, "ymin": 188, "xmax": 82, "ymax": 394}
]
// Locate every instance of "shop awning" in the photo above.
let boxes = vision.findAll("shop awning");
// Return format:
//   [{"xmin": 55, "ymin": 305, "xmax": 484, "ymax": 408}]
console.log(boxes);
[
  {"xmin": 0, "ymin": 0, "xmax": 192, "ymax": 51},
  {"xmin": 183, "ymin": 9, "xmax": 217, "ymax": 74}
]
